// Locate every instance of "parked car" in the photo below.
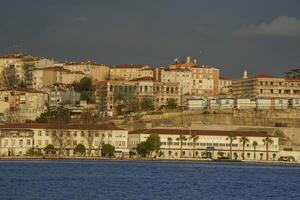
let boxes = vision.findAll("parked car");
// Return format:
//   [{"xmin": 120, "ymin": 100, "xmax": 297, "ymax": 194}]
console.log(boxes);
[{"xmin": 278, "ymin": 156, "xmax": 296, "ymax": 162}]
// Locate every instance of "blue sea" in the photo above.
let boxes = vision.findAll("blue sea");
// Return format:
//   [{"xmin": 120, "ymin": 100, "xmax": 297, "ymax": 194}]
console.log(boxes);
[{"xmin": 0, "ymin": 160, "xmax": 299, "ymax": 200}]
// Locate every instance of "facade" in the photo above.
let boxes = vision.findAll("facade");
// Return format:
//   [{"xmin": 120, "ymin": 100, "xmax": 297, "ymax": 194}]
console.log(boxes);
[
  {"xmin": 161, "ymin": 68, "xmax": 192, "ymax": 95},
  {"xmin": 219, "ymin": 76, "xmax": 232, "ymax": 95},
  {"xmin": 0, "ymin": 123, "xmax": 129, "ymax": 157},
  {"xmin": 32, "ymin": 67, "xmax": 70, "ymax": 89},
  {"xmin": 232, "ymin": 74, "xmax": 300, "ymax": 98},
  {"xmin": 128, "ymin": 128, "xmax": 279, "ymax": 160},
  {"xmin": 61, "ymin": 71, "xmax": 85, "ymax": 84},
  {"xmin": 97, "ymin": 79, "xmax": 181, "ymax": 114},
  {"xmin": 0, "ymin": 89, "xmax": 48, "ymax": 122},
  {"xmin": 167, "ymin": 57, "xmax": 219, "ymax": 97},
  {"xmin": 187, "ymin": 98, "xmax": 207, "ymax": 110},
  {"xmin": 109, "ymin": 64, "xmax": 153, "ymax": 80},
  {"xmin": 48, "ymin": 86, "xmax": 81, "ymax": 107},
  {"xmin": 0, "ymin": 55, "xmax": 56, "ymax": 88},
  {"xmin": 236, "ymin": 98, "xmax": 256, "ymax": 109}
]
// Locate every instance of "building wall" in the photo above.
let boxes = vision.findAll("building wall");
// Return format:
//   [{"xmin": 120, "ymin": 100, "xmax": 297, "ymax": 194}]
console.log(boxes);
[
  {"xmin": 128, "ymin": 131, "xmax": 279, "ymax": 160},
  {"xmin": 232, "ymin": 77, "xmax": 300, "ymax": 98},
  {"xmin": 0, "ymin": 126, "xmax": 128, "ymax": 156}
]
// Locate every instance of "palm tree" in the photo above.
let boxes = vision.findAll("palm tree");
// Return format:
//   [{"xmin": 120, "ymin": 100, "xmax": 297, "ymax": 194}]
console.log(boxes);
[
  {"xmin": 176, "ymin": 135, "xmax": 187, "ymax": 158},
  {"xmin": 239, "ymin": 136, "xmax": 249, "ymax": 160},
  {"xmin": 190, "ymin": 134, "xmax": 199, "ymax": 158},
  {"xmin": 226, "ymin": 134, "xmax": 237, "ymax": 159},
  {"xmin": 252, "ymin": 141, "xmax": 258, "ymax": 160},
  {"xmin": 167, "ymin": 137, "xmax": 173, "ymax": 158},
  {"xmin": 263, "ymin": 137, "xmax": 274, "ymax": 161}
]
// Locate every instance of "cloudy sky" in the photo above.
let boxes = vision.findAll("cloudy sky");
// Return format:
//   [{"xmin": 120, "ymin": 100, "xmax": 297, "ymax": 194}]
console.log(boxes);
[{"xmin": 1, "ymin": 0, "xmax": 300, "ymax": 78}]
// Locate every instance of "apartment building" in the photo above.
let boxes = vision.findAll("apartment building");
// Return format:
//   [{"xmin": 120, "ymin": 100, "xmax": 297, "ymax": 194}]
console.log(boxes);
[
  {"xmin": 0, "ymin": 123, "xmax": 128, "ymax": 157},
  {"xmin": 0, "ymin": 55, "xmax": 56, "ymax": 87},
  {"xmin": 0, "ymin": 89, "xmax": 48, "ymax": 122},
  {"xmin": 128, "ymin": 128, "xmax": 279, "ymax": 160},
  {"xmin": 109, "ymin": 64, "xmax": 153, "ymax": 80},
  {"xmin": 219, "ymin": 76, "xmax": 232, "ymax": 95},
  {"xmin": 48, "ymin": 85, "xmax": 81, "ymax": 107},
  {"xmin": 97, "ymin": 79, "xmax": 181, "ymax": 114},
  {"xmin": 232, "ymin": 73, "xmax": 300, "ymax": 98},
  {"xmin": 32, "ymin": 67, "xmax": 70, "ymax": 89},
  {"xmin": 63, "ymin": 61, "xmax": 110, "ymax": 83},
  {"xmin": 161, "ymin": 68, "xmax": 192, "ymax": 95},
  {"xmin": 167, "ymin": 57, "xmax": 219, "ymax": 97}
]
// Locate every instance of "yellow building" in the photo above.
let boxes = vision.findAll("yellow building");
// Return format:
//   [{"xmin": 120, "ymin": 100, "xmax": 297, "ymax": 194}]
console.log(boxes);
[
  {"xmin": 128, "ymin": 128, "xmax": 279, "ymax": 161},
  {"xmin": 168, "ymin": 57, "xmax": 220, "ymax": 97},
  {"xmin": 97, "ymin": 78, "xmax": 181, "ymax": 115},
  {"xmin": 0, "ymin": 89, "xmax": 48, "ymax": 122},
  {"xmin": 0, "ymin": 123, "xmax": 128, "ymax": 157},
  {"xmin": 232, "ymin": 74, "xmax": 300, "ymax": 98},
  {"xmin": 109, "ymin": 64, "xmax": 153, "ymax": 80}
]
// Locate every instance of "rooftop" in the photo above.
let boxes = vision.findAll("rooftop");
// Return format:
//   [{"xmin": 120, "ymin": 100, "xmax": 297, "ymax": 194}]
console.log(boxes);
[
  {"xmin": 112, "ymin": 64, "xmax": 148, "ymax": 69},
  {"xmin": 129, "ymin": 128, "xmax": 273, "ymax": 137},
  {"xmin": 0, "ymin": 122, "xmax": 124, "ymax": 131}
]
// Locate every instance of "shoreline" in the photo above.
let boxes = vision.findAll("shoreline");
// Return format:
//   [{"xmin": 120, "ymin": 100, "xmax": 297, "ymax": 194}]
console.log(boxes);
[{"xmin": 0, "ymin": 156, "xmax": 299, "ymax": 165}]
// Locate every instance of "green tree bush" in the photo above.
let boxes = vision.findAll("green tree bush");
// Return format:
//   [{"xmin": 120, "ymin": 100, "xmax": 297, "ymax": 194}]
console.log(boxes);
[
  {"xmin": 101, "ymin": 144, "xmax": 115, "ymax": 157},
  {"xmin": 74, "ymin": 144, "xmax": 86, "ymax": 156}
]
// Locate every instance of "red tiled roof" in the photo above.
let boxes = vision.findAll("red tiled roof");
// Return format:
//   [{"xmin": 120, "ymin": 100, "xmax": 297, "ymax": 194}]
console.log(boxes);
[
  {"xmin": 0, "ymin": 123, "xmax": 124, "ymax": 131},
  {"xmin": 0, "ymin": 89, "xmax": 45, "ymax": 94},
  {"xmin": 129, "ymin": 128, "xmax": 273, "ymax": 137},
  {"xmin": 113, "ymin": 64, "xmax": 148, "ymax": 69},
  {"xmin": 285, "ymin": 77, "xmax": 300, "ymax": 82},
  {"xmin": 42, "ymin": 67, "xmax": 71, "ymax": 73}
]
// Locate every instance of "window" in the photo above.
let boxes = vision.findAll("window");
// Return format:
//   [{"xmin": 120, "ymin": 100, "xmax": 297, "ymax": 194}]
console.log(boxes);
[
  {"xmin": 27, "ymin": 139, "xmax": 31, "ymax": 145},
  {"xmin": 38, "ymin": 131, "xmax": 42, "ymax": 136},
  {"xmin": 45, "ymin": 131, "xmax": 49, "ymax": 136},
  {"xmin": 19, "ymin": 139, "xmax": 23, "ymax": 146}
]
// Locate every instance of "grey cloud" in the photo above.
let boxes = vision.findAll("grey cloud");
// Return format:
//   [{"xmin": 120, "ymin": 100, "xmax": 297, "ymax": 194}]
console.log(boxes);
[{"xmin": 233, "ymin": 16, "xmax": 300, "ymax": 37}]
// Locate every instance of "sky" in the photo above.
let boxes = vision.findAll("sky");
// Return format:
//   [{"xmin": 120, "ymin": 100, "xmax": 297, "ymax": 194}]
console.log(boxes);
[{"xmin": 1, "ymin": 0, "xmax": 300, "ymax": 79}]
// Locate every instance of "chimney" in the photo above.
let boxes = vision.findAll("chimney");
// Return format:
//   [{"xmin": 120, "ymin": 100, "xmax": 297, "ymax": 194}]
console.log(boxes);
[
  {"xmin": 243, "ymin": 70, "xmax": 248, "ymax": 79},
  {"xmin": 194, "ymin": 59, "xmax": 197, "ymax": 64}
]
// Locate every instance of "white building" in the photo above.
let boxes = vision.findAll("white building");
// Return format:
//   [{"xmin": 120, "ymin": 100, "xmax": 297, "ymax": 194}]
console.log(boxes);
[
  {"xmin": 219, "ymin": 98, "xmax": 235, "ymax": 109},
  {"xmin": 236, "ymin": 98, "xmax": 256, "ymax": 109},
  {"xmin": 187, "ymin": 98, "xmax": 207, "ymax": 110},
  {"xmin": 0, "ymin": 123, "xmax": 129, "ymax": 157},
  {"xmin": 128, "ymin": 128, "xmax": 279, "ymax": 160},
  {"xmin": 289, "ymin": 98, "xmax": 300, "ymax": 109}
]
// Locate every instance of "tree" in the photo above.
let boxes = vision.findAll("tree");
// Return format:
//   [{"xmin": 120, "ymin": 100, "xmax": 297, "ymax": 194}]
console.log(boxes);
[
  {"xmin": 80, "ymin": 91, "xmax": 95, "ymax": 103},
  {"xmin": 36, "ymin": 107, "xmax": 71, "ymax": 123},
  {"xmin": 80, "ymin": 109, "xmax": 98, "ymax": 156},
  {"xmin": 74, "ymin": 144, "xmax": 86, "ymax": 156},
  {"xmin": 101, "ymin": 144, "xmax": 115, "ymax": 157},
  {"xmin": 74, "ymin": 77, "xmax": 95, "ymax": 103},
  {"xmin": 166, "ymin": 98, "xmax": 177, "ymax": 109},
  {"xmin": 137, "ymin": 141, "xmax": 151, "ymax": 157},
  {"xmin": 141, "ymin": 98, "xmax": 154, "ymax": 110},
  {"xmin": 146, "ymin": 134, "xmax": 161, "ymax": 156},
  {"xmin": 176, "ymin": 135, "xmax": 187, "ymax": 158},
  {"xmin": 44, "ymin": 144, "xmax": 55, "ymax": 154},
  {"xmin": 0, "ymin": 65, "xmax": 20, "ymax": 89},
  {"xmin": 252, "ymin": 141, "xmax": 258, "ymax": 160},
  {"xmin": 263, "ymin": 137, "xmax": 274, "ymax": 161},
  {"xmin": 239, "ymin": 136, "xmax": 249, "ymax": 160},
  {"xmin": 285, "ymin": 69, "xmax": 300, "ymax": 78},
  {"xmin": 48, "ymin": 107, "xmax": 71, "ymax": 155},
  {"xmin": 190, "ymin": 134, "xmax": 199, "ymax": 158},
  {"xmin": 167, "ymin": 137, "xmax": 173, "ymax": 158},
  {"xmin": 226, "ymin": 134, "xmax": 237, "ymax": 159}
]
